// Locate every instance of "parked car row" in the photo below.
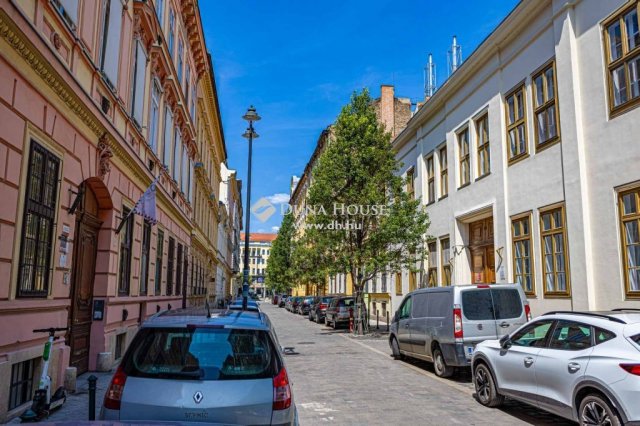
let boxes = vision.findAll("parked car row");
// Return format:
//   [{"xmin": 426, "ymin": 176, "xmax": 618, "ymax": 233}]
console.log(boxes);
[
  {"xmin": 279, "ymin": 294, "xmax": 359, "ymax": 330},
  {"xmin": 388, "ymin": 283, "xmax": 640, "ymax": 425}
]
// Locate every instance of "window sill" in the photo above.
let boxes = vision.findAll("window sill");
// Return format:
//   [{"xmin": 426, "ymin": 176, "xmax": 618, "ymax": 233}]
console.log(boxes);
[
  {"xmin": 438, "ymin": 194, "xmax": 448, "ymax": 201},
  {"xmin": 457, "ymin": 182, "xmax": 471, "ymax": 191},
  {"xmin": 508, "ymin": 153, "xmax": 529, "ymax": 167},
  {"xmin": 625, "ymin": 292, "xmax": 640, "ymax": 300},
  {"xmin": 535, "ymin": 137, "xmax": 561, "ymax": 153},
  {"xmin": 609, "ymin": 98, "xmax": 640, "ymax": 120},
  {"xmin": 475, "ymin": 172, "xmax": 491, "ymax": 182},
  {"xmin": 426, "ymin": 200, "xmax": 436, "ymax": 207},
  {"xmin": 542, "ymin": 292, "xmax": 572, "ymax": 299}
]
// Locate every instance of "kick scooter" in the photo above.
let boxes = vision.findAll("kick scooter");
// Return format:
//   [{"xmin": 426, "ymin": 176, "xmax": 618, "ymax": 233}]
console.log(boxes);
[{"xmin": 20, "ymin": 327, "xmax": 68, "ymax": 422}]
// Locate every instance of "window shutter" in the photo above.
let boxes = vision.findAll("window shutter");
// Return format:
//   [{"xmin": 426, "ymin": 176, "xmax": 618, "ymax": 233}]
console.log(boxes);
[
  {"xmin": 60, "ymin": 0, "xmax": 79, "ymax": 24},
  {"xmin": 103, "ymin": 0, "xmax": 123, "ymax": 88},
  {"xmin": 132, "ymin": 40, "xmax": 147, "ymax": 126}
]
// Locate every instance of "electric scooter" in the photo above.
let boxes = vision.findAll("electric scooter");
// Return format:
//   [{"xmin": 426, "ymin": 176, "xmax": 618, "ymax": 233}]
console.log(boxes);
[{"xmin": 20, "ymin": 327, "xmax": 68, "ymax": 422}]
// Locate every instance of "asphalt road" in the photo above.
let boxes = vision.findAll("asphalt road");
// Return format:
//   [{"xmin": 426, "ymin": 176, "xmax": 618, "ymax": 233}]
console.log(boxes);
[{"xmin": 263, "ymin": 301, "xmax": 574, "ymax": 426}]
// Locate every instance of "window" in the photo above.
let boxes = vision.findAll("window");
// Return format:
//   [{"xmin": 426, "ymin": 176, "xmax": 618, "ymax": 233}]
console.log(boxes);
[
  {"xmin": 148, "ymin": 81, "xmax": 161, "ymax": 154},
  {"xmin": 409, "ymin": 271, "xmax": 417, "ymax": 292},
  {"xmin": 604, "ymin": 3, "xmax": 640, "ymax": 112},
  {"xmin": 162, "ymin": 107, "xmax": 173, "ymax": 167},
  {"xmin": 177, "ymin": 39, "xmax": 184, "ymax": 85},
  {"xmin": 185, "ymin": 64, "xmax": 191, "ymax": 101},
  {"xmin": 188, "ymin": 161, "xmax": 194, "ymax": 204},
  {"xmin": 167, "ymin": 237, "xmax": 175, "ymax": 295},
  {"xmin": 426, "ymin": 155, "xmax": 435, "ymax": 204},
  {"xmin": 427, "ymin": 242, "xmax": 437, "ymax": 287},
  {"xmin": 505, "ymin": 84, "xmax": 528, "ymax": 161},
  {"xmin": 181, "ymin": 145, "xmax": 188, "ymax": 193},
  {"xmin": 595, "ymin": 328, "xmax": 616, "ymax": 344},
  {"xmin": 457, "ymin": 128, "xmax": 470, "ymax": 187},
  {"xmin": 381, "ymin": 272, "xmax": 388, "ymax": 293},
  {"xmin": 540, "ymin": 205, "xmax": 570, "ymax": 296},
  {"xmin": 118, "ymin": 207, "xmax": 134, "ymax": 296},
  {"xmin": 155, "ymin": 0, "xmax": 164, "ymax": 27},
  {"xmin": 18, "ymin": 142, "xmax": 60, "ymax": 297},
  {"xmin": 512, "ymin": 215, "xmax": 534, "ymax": 295},
  {"xmin": 190, "ymin": 81, "xmax": 197, "ymax": 123},
  {"xmin": 115, "ymin": 333, "xmax": 126, "ymax": 360},
  {"xmin": 549, "ymin": 321, "xmax": 593, "ymax": 351},
  {"xmin": 395, "ymin": 272, "xmax": 403, "ymax": 296},
  {"xmin": 140, "ymin": 220, "xmax": 151, "ymax": 295},
  {"xmin": 99, "ymin": 0, "xmax": 123, "ymax": 89},
  {"xmin": 441, "ymin": 237, "xmax": 451, "ymax": 285},
  {"xmin": 176, "ymin": 243, "xmax": 183, "ymax": 296},
  {"xmin": 155, "ymin": 230, "xmax": 164, "ymax": 295},
  {"xmin": 398, "ymin": 296, "xmax": 412, "ymax": 319},
  {"xmin": 476, "ymin": 114, "xmax": 490, "ymax": 177},
  {"xmin": 511, "ymin": 320, "xmax": 554, "ymax": 347},
  {"xmin": 619, "ymin": 188, "xmax": 640, "ymax": 297},
  {"xmin": 53, "ymin": 0, "xmax": 78, "ymax": 29},
  {"xmin": 182, "ymin": 247, "xmax": 188, "ymax": 295},
  {"xmin": 405, "ymin": 167, "xmax": 414, "ymax": 199},
  {"xmin": 131, "ymin": 39, "xmax": 147, "ymax": 126},
  {"xmin": 173, "ymin": 127, "xmax": 181, "ymax": 182},
  {"xmin": 9, "ymin": 359, "xmax": 35, "ymax": 410},
  {"xmin": 168, "ymin": 8, "xmax": 175, "ymax": 57},
  {"xmin": 439, "ymin": 146, "xmax": 448, "ymax": 198},
  {"xmin": 532, "ymin": 62, "xmax": 560, "ymax": 148}
]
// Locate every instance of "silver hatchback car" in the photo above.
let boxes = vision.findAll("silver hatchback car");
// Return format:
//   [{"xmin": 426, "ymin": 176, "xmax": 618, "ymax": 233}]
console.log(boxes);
[
  {"xmin": 472, "ymin": 310, "xmax": 640, "ymax": 425},
  {"xmin": 100, "ymin": 308, "xmax": 297, "ymax": 425}
]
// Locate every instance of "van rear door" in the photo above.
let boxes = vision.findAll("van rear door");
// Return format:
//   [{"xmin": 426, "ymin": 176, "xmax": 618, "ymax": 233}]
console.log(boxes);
[
  {"xmin": 460, "ymin": 288, "xmax": 500, "ymax": 352},
  {"xmin": 490, "ymin": 287, "xmax": 526, "ymax": 336}
]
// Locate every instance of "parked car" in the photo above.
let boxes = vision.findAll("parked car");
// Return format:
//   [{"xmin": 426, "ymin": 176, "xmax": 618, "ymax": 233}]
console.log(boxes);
[
  {"xmin": 324, "ymin": 297, "xmax": 356, "ymax": 329},
  {"xmin": 100, "ymin": 308, "xmax": 298, "ymax": 425},
  {"xmin": 279, "ymin": 296, "xmax": 287, "ymax": 308},
  {"xmin": 285, "ymin": 297, "xmax": 293, "ymax": 311},
  {"xmin": 297, "ymin": 297, "xmax": 315, "ymax": 315},
  {"xmin": 472, "ymin": 309, "xmax": 640, "ymax": 425},
  {"xmin": 228, "ymin": 298, "xmax": 260, "ymax": 312},
  {"xmin": 388, "ymin": 284, "xmax": 531, "ymax": 377},
  {"xmin": 289, "ymin": 297, "xmax": 302, "ymax": 313},
  {"xmin": 272, "ymin": 295, "xmax": 279, "ymax": 305},
  {"xmin": 309, "ymin": 296, "xmax": 338, "ymax": 324}
]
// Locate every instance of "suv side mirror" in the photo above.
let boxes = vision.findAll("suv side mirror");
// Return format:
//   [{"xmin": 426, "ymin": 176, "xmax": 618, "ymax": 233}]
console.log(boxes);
[{"xmin": 499, "ymin": 334, "xmax": 512, "ymax": 349}]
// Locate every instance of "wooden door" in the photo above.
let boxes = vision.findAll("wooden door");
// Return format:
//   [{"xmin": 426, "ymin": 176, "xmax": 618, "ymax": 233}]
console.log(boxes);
[
  {"xmin": 68, "ymin": 188, "xmax": 101, "ymax": 374},
  {"xmin": 471, "ymin": 248, "xmax": 486, "ymax": 284},
  {"xmin": 469, "ymin": 217, "xmax": 495, "ymax": 284}
]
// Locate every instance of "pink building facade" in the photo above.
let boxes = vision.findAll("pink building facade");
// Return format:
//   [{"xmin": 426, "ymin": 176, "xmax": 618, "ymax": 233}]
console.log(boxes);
[{"xmin": 0, "ymin": 0, "xmax": 224, "ymax": 421}]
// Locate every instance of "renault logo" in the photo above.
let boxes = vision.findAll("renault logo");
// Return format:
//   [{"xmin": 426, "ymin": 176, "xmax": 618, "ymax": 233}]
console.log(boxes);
[{"xmin": 193, "ymin": 391, "xmax": 203, "ymax": 404}]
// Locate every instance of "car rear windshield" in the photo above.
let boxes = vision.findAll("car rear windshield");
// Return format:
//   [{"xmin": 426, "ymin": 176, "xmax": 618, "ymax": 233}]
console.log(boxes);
[
  {"xmin": 321, "ymin": 297, "xmax": 333, "ymax": 303},
  {"xmin": 339, "ymin": 298, "xmax": 355, "ymax": 307},
  {"xmin": 122, "ymin": 327, "xmax": 279, "ymax": 381},
  {"xmin": 461, "ymin": 288, "xmax": 523, "ymax": 321}
]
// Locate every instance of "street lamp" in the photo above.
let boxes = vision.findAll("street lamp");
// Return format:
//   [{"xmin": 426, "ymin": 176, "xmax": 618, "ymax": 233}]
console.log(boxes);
[{"xmin": 241, "ymin": 105, "xmax": 260, "ymax": 310}]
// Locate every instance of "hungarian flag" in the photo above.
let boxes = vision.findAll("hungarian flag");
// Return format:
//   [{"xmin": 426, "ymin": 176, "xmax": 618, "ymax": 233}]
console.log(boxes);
[{"xmin": 132, "ymin": 179, "xmax": 158, "ymax": 225}]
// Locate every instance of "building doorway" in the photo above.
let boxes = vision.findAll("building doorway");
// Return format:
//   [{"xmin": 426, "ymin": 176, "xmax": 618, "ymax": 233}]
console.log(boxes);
[
  {"xmin": 469, "ymin": 217, "xmax": 495, "ymax": 284},
  {"xmin": 67, "ymin": 184, "xmax": 102, "ymax": 374}
]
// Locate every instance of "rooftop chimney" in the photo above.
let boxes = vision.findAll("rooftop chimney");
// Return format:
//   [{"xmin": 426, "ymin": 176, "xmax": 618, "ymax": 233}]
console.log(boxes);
[{"xmin": 380, "ymin": 85, "xmax": 395, "ymax": 136}]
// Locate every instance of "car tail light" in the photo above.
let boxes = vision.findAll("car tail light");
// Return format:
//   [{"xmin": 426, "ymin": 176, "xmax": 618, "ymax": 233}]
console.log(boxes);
[
  {"xmin": 453, "ymin": 307, "xmax": 463, "ymax": 339},
  {"xmin": 620, "ymin": 364, "xmax": 640, "ymax": 376},
  {"xmin": 273, "ymin": 368, "xmax": 292, "ymax": 410},
  {"xmin": 476, "ymin": 284, "xmax": 490, "ymax": 288},
  {"xmin": 319, "ymin": 303, "xmax": 327, "ymax": 309},
  {"xmin": 524, "ymin": 303, "xmax": 532, "ymax": 322},
  {"xmin": 104, "ymin": 366, "xmax": 127, "ymax": 410}
]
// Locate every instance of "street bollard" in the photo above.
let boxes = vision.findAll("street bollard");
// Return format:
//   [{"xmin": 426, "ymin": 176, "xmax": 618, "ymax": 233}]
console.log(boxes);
[
  {"xmin": 386, "ymin": 311, "xmax": 390, "ymax": 332},
  {"xmin": 376, "ymin": 309, "xmax": 379, "ymax": 330},
  {"xmin": 88, "ymin": 375, "xmax": 98, "ymax": 421}
]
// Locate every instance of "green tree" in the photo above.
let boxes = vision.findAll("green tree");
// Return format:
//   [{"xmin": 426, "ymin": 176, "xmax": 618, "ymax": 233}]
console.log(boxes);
[
  {"xmin": 303, "ymin": 89, "xmax": 430, "ymax": 334},
  {"xmin": 265, "ymin": 213, "xmax": 296, "ymax": 294}
]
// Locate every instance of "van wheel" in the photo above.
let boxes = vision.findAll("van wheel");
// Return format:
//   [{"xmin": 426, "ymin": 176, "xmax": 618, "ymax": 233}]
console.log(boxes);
[
  {"xmin": 433, "ymin": 347, "xmax": 454, "ymax": 378},
  {"xmin": 579, "ymin": 394, "xmax": 621, "ymax": 426},
  {"xmin": 474, "ymin": 363, "xmax": 504, "ymax": 407},
  {"xmin": 390, "ymin": 337, "xmax": 402, "ymax": 360}
]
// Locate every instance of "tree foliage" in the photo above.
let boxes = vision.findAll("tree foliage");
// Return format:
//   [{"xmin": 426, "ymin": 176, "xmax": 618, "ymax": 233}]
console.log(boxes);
[
  {"xmin": 264, "ymin": 213, "xmax": 296, "ymax": 294},
  {"xmin": 301, "ymin": 89, "xmax": 430, "ymax": 333}
]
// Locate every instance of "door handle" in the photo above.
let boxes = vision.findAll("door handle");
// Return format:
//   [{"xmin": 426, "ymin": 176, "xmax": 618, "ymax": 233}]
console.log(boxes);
[
  {"xmin": 499, "ymin": 322, "xmax": 510, "ymax": 328},
  {"xmin": 568, "ymin": 362, "xmax": 581, "ymax": 373},
  {"xmin": 523, "ymin": 357, "xmax": 534, "ymax": 367},
  {"xmin": 404, "ymin": 323, "xmax": 410, "ymax": 328}
]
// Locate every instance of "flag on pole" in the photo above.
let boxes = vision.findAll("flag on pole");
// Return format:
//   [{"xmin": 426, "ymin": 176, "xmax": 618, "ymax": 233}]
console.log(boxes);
[{"xmin": 132, "ymin": 177, "xmax": 159, "ymax": 225}]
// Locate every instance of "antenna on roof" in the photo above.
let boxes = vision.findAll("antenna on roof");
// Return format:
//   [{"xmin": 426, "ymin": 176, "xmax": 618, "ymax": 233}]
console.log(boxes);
[
  {"xmin": 424, "ymin": 53, "xmax": 437, "ymax": 98},
  {"xmin": 448, "ymin": 35, "xmax": 462, "ymax": 76}
]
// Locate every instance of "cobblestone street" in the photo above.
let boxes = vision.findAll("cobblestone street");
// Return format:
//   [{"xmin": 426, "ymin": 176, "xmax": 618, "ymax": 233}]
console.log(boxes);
[{"xmin": 262, "ymin": 303, "xmax": 574, "ymax": 426}]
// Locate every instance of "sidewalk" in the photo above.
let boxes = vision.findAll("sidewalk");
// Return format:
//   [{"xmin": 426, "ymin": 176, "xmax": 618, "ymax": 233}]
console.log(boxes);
[{"xmin": 7, "ymin": 370, "xmax": 114, "ymax": 423}]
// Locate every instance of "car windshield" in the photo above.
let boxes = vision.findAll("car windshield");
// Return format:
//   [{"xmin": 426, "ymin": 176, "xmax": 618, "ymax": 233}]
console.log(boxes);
[{"xmin": 122, "ymin": 327, "xmax": 278, "ymax": 381}]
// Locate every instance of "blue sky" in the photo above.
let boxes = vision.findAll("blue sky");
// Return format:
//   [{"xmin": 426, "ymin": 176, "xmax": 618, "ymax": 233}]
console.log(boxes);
[{"xmin": 200, "ymin": 0, "xmax": 520, "ymax": 234}]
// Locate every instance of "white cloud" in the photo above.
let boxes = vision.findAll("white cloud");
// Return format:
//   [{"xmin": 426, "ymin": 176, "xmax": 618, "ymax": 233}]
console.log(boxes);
[
  {"xmin": 271, "ymin": 226, "xmax": 280, "ymax": 232},
  {"xmin": 265, "ymin": 193, "xmax": 290, "ymax": 205}
]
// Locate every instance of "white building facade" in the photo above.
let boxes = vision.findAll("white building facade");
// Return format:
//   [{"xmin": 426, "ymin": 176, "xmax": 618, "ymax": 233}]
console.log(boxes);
[{"xmin": 393, "ymin": 0, "xmax": 640, "ymax": 315}]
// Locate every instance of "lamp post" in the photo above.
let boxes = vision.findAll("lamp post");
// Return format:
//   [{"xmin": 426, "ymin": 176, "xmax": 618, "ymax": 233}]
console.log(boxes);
[{"xmin": 241, "ymin": 106, "xmax": 260, "ymax": 310}]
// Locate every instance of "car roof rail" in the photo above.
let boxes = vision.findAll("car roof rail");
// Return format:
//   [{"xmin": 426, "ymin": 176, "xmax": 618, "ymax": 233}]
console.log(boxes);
[
  {"xmin": 611, "ymin": 308, "xmax": 640, "ymax": 312},
  {"xmin": 543, "ymin": 311, "xmax": 627, "ymax": 324}
]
